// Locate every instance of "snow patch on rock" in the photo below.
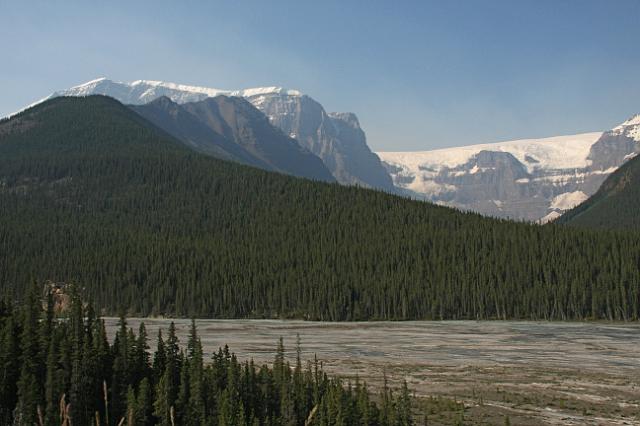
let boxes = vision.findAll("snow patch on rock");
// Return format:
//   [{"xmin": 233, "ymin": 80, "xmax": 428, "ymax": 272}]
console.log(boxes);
[
  {"xmin": 549, "ymin": 191, "xmax": 589, "ymax": 211},
  {"xmin": 538, "ymin": 211, "xmax": 562, "ymax": 224},
  {"xmin": 611, "ymin": 114, "xmax": 640, "ymax": 142}
]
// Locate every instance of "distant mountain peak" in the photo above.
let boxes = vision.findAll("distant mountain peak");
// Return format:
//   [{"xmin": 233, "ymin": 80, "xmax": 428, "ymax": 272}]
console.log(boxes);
[
  {"xmin": 611, "ymin": 114, "xmax": 640, "ymax": 142},
  {"xmin": 617, "ymin": 113, "xmax": 640, "ymax": 128},
  {"xmin": 59, "ymin": 78, "xmax": 303, "ymax": 102},
  {"xmin": 73, "ymin": 77, "xmax": 109, "ymax": 87},
  {"xmin": 328, "ymin": 112, "xmax": 361, "ymax": 129}
]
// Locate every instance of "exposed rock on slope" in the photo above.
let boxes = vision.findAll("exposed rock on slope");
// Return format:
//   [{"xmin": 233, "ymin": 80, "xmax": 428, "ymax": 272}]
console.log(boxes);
[
  {"xmin": 247, "ymin": 92, "xmax": 396, "ymax": 190},
  {"xmin": 379, "ymin": 117, "xmax": 640, "ymax": 221},
  {"xmin": 133, "ymin": 96, "xmax": 335, "ymax": 182},
  {"xmin": 558, "ymin": 116, "xmax": 640, "ymax": 228}
]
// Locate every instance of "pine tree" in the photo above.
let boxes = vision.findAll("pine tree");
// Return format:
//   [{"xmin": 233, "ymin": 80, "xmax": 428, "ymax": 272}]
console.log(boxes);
[
  {"xmin": 112, "ymin": 314, "xmax": 131, "ymax": 422},
  {"xmin": 165, "ymin": 322, "xmax": 180, "ymax": 402},
  {"xmin": 44, "ymin": 337, "xmax": 60, "ymax": 426},
  {"xmin": 137, "ymin": 323, "xmax": 151, "ymax": 382},
  {"xmin": 187, "ymin": 320, "xmax": 205, "ymax": 425},
  {"xmin": 153, "ymin": 367, "xmax": 174, "ymax": 426},
  {"xmin": 152, "ymin": 329, "xmax": 166, "ymax": 386},
  {"xmin": 396, "ymin": 380, "xmax": 413, "ymax": 426},
  {"xmin": 217, "ymin": 388, "xmax": 236, "ymax": 426},
  {"xmin": 0, "ymin": 314, "xmax": 19, "ymax": 423},
  {"xmin": 126, "ymin": 385, "xmax": 138, "ymax": 426},
  {"xmin": 379, "ymin": 371, "xmax": 396, "ymax": 426},
  {"xmin": 15, "ymin": 284, "xmax": 42, "ymax": 425},
  {"xmin": 176, "ymin": 355, "xmax": 190, "ymax": 424},
  {"xmin": 136, "ymin": 378, "xmax": 152, "ymax": 426}
]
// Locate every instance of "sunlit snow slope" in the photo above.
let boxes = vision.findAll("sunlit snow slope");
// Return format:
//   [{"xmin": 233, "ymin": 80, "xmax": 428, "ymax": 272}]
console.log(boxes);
[{"xmin": 379, "ymin": 118, "xmax": 640, "ymax": 221}]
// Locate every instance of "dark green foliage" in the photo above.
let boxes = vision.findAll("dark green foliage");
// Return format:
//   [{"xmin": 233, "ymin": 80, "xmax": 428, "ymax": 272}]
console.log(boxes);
[
  {"xmin": 558, "ymin": 153, "xmax": 640, "ymax": 229},
  {"xmin": 16, "ymin": 284, "xmax": 43, "ymax": 425},
  {"xmin": 0, "ymin": 96, "xmax": 639, "ymax": 320},
  {"xmin": 0, "ymin": 290, "xmax": 408, "ymax": 426},
  {"xmin": 0, "ymin": 305, "xmax": 20, "ymax": 423}
]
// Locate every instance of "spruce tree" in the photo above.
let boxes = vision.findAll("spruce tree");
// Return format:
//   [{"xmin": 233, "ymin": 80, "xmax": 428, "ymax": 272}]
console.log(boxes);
[
  {"xmin": 15, "ymin": 284, "xmax": 42, "ymax": 425},
  {"xmin": 112, "ymin": 314, "xmax": 131, "ymax": 422},
  {"xmin": 153, "ymin": 368, "xmax": 174, "ymax": 426},
  {"xmin": 176, "ymin": 355, "xmax": 190, "ymax": 424},
  {"xmin": 126, "ymin": 385, "xmax": 137, "ymax": 426},
  {"xmin": 187, "ymin": 320, "xmax": 205, "ymax": 425},
  {"xmin": 396, "ymin": 380, "xmax": 413, "ymax": 426},
  {"xmin": 136, "ymin": 377, "xmax": 152, "ymax": 426},
  {"xmin": 152, "ymin": 329, "xmax": 166, "ymax": 386},
  {"xmin": 44, "ymin": 338, "xmax": 59, "ymax": 426},
  {"xmin": 0, "ymin": 315, "xmax": 19, "ymax": 423}
]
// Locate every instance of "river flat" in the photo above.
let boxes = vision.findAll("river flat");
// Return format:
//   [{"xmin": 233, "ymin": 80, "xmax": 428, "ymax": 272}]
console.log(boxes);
[
  {"xmin": 104, "ymin": 319, "xmax": 639, "ymax": 372},
  {"xmin": 104, "ymin": 319, "xmax": 640, "ymax": 425}
]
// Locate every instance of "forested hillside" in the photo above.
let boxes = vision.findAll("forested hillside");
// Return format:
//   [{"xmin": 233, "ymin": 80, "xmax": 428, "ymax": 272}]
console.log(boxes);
[
  {"xmin": 558, "ymin": 153, "xmax": 640, "ymax": 228},
  {"xmin": 1, "ymin": 96, "xmax": 639, "ymax": 321}
]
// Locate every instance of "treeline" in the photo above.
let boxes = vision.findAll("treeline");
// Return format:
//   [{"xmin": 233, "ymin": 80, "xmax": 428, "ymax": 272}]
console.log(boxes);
[
  {"xmin": 0, "ymin": 96, "xmax": 639, "ymax": 321},
  {"xmin": 0, "ymin": 284, "xmax": 414, "ymax": 425}
]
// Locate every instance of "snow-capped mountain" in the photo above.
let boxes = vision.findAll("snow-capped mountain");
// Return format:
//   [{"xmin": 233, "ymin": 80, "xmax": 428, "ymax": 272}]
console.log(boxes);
[
  {"xmin": 43, "ymin": 77, "xmax": 302, "ymax": 105},
  {"xmin": 38, "ymin": 78, "xmax": 393, "ymax": 190},
  {"xmin": 378, "ymin": 117, "xmax": 640, "ymax": 222},
  {"xmin": 248, "ymin": 92, "xmax": 395, "ymax": 190},
  {"xmin": 612, "ymin": 114, "xmax": 640, "ymax": 141}
]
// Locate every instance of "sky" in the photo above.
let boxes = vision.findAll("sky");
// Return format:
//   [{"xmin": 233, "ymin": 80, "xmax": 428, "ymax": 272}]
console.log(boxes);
[{"xmin": 1, "ymin": 0, "xmax": 639, "ymax": 151}]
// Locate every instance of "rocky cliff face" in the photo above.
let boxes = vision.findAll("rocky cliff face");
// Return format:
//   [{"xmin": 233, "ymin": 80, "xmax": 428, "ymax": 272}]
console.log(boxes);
[
  {"xmin": 131, "ymin": 96, "xmax": 267, "ymax": 168},
  {"xmin": 132, "ymin": 96, "xmax": 335, "ymax": 182},
  {"xmin": 379, "ymin": 116, "xmax": 640, "ymax": 222},
  {"xmin": 246, "ymin": 93, "xmax": 395, "ymax": 190}
]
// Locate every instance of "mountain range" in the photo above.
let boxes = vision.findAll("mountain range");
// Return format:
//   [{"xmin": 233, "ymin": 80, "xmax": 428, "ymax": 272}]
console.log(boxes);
[
  {"xmin": 42, "ymin": 78, "xmax": 394, "ymax": 191},
  {"xmin": 1, "ymin": 95, "xmax": 638, "ymax": 321},
  {"xmin": 12, "ymin": 78, "xmax": 640, "ymax": 223},
  {"xmin": 378, "ymin": 115, "xmax": 640, "ymax": 222}
]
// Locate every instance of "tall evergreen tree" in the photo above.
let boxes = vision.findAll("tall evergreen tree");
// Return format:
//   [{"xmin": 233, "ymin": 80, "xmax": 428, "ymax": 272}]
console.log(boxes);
[
  {"xmin": 15, "ymin": 284, "xmax": 42, "ymax": 425},
  {"xmin": 0, "ymin": 314, "xmax": 19, "ymax": 423},
  {"xmin": 153, "ymin": 367, "xmax": 174, "ymax": 426},
  {"xmin": 136, "ymin": 377, "xmax": 152, "ymax": 426},
  {"xmin": 186, "ymin": 320, "xmax": 205, "ymax": 426},
  {"xmin": 152, "ymin": 329, "xmax": 167, "ymax": 386},
  {"xmin": 112, "ymin": 314, "xmax": 131, "ymax": 422}
]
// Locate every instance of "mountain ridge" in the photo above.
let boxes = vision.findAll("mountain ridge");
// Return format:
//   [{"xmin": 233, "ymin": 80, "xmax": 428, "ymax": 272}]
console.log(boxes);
[
  {"xmin": 131, "ymin": 95, "xmax": 335, "ymax": 182},
  {"xmin": 558, "ymin": 147, "xmax": 640, "ymax": 228},
  {"xmin": 26, "ymin": 78, "xmax": 394, "ymax": 190}
]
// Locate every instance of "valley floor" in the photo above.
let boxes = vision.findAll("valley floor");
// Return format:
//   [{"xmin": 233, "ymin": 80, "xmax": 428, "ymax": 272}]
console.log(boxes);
[{"xmin": 104, "ymin": 319, "xmax": 640, "ymax": 425}]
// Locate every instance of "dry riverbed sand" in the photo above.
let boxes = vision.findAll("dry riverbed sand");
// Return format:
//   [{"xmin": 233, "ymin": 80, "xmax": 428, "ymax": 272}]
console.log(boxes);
[{"xmin": 104, "ymin": 319, "xmax": 640, "ymax": 425}]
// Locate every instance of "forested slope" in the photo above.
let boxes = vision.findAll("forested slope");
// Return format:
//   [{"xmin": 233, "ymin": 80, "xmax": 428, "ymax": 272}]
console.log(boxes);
[
  {"xmin": 558, "ymin": 153, "xmax": 640, "ymax": 228},
  {"xmin": 0, "ymin": 96, "xmax": 638, "ymax": 320}
]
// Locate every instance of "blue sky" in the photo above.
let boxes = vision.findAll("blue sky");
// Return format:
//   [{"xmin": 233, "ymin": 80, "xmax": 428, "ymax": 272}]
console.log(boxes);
[{"xmin": 1, "ymin": 0, "xmax": 639, "ymax": 150}]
